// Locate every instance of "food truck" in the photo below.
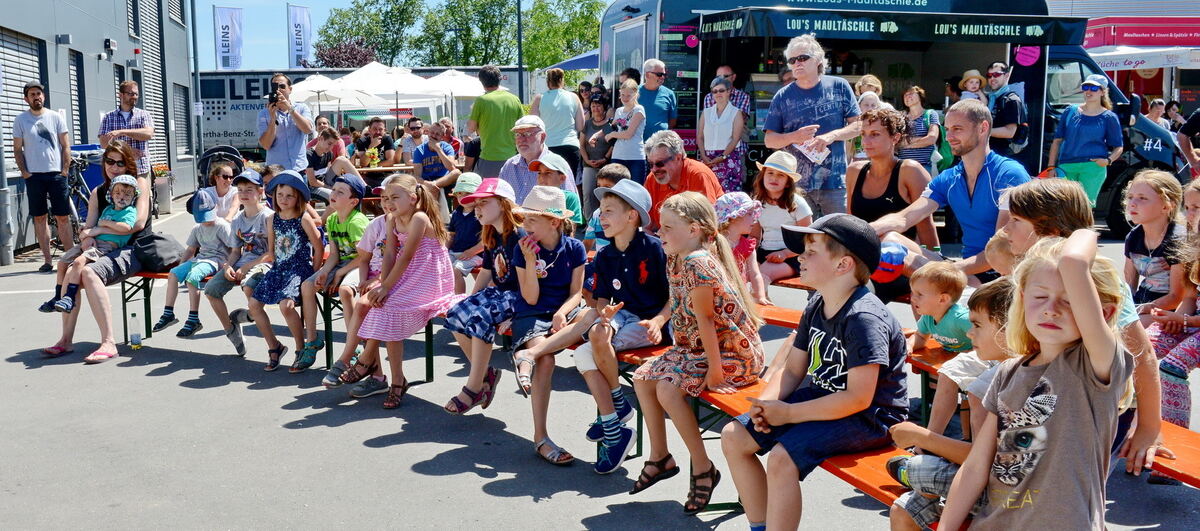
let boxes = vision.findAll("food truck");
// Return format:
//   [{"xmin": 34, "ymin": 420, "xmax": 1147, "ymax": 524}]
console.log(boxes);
[{"xmin": 598, "ymin": 0, "xmax": 1189, "ymax": 234}]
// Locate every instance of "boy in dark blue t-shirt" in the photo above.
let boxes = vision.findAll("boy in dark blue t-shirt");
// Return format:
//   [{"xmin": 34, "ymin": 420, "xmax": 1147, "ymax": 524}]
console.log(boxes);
[
  {"xmin": 721, "ymin": 214, "xmax": 908, "ymax": 530},
  {"xmin": 512, "ymin": 178, "xmax": 668, "ymax": 474}
]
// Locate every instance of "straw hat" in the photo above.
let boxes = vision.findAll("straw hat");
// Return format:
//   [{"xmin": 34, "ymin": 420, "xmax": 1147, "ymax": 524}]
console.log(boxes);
[
  {"xmin": 959, "ymin": 69, "xmax": 986, "ymax": 90},
  {"xmin": 514, "ymin": 185, "xmax": 573, "ymax": 220},
  {"xmin": 755, "ymin": 151, "xmax": 803, "ymax": 182}
]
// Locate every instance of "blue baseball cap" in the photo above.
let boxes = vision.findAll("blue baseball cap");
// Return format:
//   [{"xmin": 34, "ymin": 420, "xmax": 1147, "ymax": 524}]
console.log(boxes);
[
  {"xmin": 232, "ymin": 169, "xmax": 263, "ymax": 187},
  {"xmin": 267, "ymin": 170, "xmax": 312, "ymax": 203},
  {"xmin": 334, "ymin": 174, "xmax": 366, "ymax": 201},
  {"xmin": 188, "ymin": 189, "xmax": 218, "ymax": 223}
]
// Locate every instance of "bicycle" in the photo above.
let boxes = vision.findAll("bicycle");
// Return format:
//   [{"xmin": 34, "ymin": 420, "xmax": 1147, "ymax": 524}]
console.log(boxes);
[{"xmin": 48, "ymin": 154, "xmax": 93, "ymax": 250}]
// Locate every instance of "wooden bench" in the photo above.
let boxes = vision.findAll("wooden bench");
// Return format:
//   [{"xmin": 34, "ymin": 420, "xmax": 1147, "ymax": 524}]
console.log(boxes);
[
  {"xmin": 1155, "ymin": 422, "xmax": 1200, "ymax": 489},
  {"xmin": 771, "ymin": 275, "xmax": 911, "ymax": 304}
]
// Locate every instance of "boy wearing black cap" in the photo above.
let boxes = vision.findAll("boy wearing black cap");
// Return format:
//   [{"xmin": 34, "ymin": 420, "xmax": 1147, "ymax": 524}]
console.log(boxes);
[
  {"xmin": 297, "ymin": 174, "xmax": 369, "ymax": 372},
  {"xmin": 720, "ymin": 213, "xmax": 908, "ymax": 530},
  {"xmin": 205, "ymin": 169, "xmax": 274, "ymax": 356}
]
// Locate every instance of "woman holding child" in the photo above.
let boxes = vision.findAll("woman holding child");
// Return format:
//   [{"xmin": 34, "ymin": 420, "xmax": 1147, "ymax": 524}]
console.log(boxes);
[{"xmin": 41, "ymin": 140, "xmax": 153, "ymax": 363}]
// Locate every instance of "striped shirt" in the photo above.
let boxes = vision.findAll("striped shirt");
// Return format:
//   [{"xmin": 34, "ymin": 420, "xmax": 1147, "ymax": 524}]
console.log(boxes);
[
  {"xmin": 898, "ymin": 109, "xmax": 939, "ymax": 166},
  {"xmin": 99, "ymin": 107, "xmax": 154, "ymax": 175}
]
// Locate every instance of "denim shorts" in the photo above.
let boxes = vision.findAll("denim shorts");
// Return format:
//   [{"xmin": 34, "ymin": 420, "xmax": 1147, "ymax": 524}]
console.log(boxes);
[
  {"xmin": 203, "ymin": 265, "xmax": 269, "ymax": 298},
  {"xmin": 25, "ymin": 171, "xmax": 71, "ymax": 217},
  {"xmin": 305, "ymin": 259, "xmax": 360, "ymax": 290},
  {"xmin": 443, "ymin": 286, "xmax": 518, "ymax": 343},
  {"xmin": 734, "ymin": 386, "xmax": 904, "ymax": 480},
  {"xmin": 511, "ymin": 305, "xmax": 584, "ymax": 350}
]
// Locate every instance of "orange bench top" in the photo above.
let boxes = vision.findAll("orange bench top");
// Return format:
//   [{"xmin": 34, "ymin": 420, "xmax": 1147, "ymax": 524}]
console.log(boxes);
[
  {"xmin": 908, "ymin": 347, "xmax": 955, "ymax": 375},
  {"xmin": 772, "ymin": 276, "xmax": 813, "ymax": 290},
  {"xmin": 133, "ymin": 271, "xmax": 171, "ymax": 279},
  {"xmin": 616, "ymin": 346, "xmax": 671, "ymax": 366},
  {"xmin": 760, "ymin": 305, "xmax": 803, "ymax": 330},
  {"xmin": 819, "ymin": 446, "xmax": 911, "ymax": 506},
  {"xmin": 1152, "ymin": 422, "xmax": 1200, "ymax": 489}
]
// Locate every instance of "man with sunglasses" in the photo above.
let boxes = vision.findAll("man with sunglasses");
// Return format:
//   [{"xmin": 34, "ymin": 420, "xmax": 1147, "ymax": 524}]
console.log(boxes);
[
  {"xmin": 499, "ymin": 115, "xmax": 572, "ymax": 203},
  {"xmin": 764, "ymin": 34, "xmax": 861, "ymax": 218},
  {"xmin": 984, "ymin": 61, "xmax": 1027, "ymax": 157},
  {"xmin": 257, "ymin": 73, "xmax": 314, "ymax": 172},
  {"xmin": 13, "ymin": 80, "xmax": 74, "ymax": 272},
  {"xmin": 99, "ymin": 81, "xmax": 155, "ymax": 178},
  {"xmin": 643, "ymin": 130, "xmax": 722, "ymax": 231},
  {"xmin": 637, "ymin": 58, "xmax": 678, "ymax": 141},
  {"xmin": 400, "ymin": 117, "xmax": 425, "ymax": 165}
]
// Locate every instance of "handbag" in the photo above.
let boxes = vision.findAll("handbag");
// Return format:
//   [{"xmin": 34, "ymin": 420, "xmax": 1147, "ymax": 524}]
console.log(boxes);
[
  {"xmin": 926, "ymin": 110, "xmax": 955, "ymax": 173},
  {"xmin": 132, "ymin": 232, "xmax": 186, "ymax": 273}
]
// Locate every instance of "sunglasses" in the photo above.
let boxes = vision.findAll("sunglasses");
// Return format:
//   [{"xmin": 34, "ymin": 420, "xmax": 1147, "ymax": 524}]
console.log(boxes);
[
  {"xmin": 409, "ymin": 126, "xmax": 422, "ymax": 131},
  {"xmin": 787, "ymin": 55, "xmax": 813, "ymax": 65},
  {"xmin": 104, "ymin": 158, "xmax": 126, "ymax": 167},
  {"xmin": 646, "ymin": 71, "xmax": 666, "ymax": 78},
  {"xmin": 121, "ymin": 91, "xmax": 139, "ymax": 96},
  {"xmin": 711, "ymin": 88, "xmax": 728, "ymax": 94},
  {"xmin": 218, "ymin": 174, "xmax": 234, "ymax": 180},
  {"xmin": 649, "ymin": 158, "xmax": 672, "ymax": 169},
  {"xmin": 1081, "ymin": 84, "xmax": 1103, "ymax": 92},
  {"xmin": 515, "ymin": 130, "xmax": 540, "ymax": 139},
  {"xmin": 986, "ymin": 71, "xmax": 1007, "ymax": 79}
]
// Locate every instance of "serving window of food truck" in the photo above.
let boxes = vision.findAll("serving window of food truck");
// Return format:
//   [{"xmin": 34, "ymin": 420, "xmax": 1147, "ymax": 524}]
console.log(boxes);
[{"xmin": 693, "ymin": 6, "xmax": 1087, "ymax": 173}]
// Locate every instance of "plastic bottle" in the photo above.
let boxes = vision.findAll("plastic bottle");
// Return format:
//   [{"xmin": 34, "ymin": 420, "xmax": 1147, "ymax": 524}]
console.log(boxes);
[{"xmin": 131, "ymin": 312, "xmax": 142, "ymax": 350}]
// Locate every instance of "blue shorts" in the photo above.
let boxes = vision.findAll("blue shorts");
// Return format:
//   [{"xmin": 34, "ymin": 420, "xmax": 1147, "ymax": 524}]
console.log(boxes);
[
  {"xmin": 170, "ymin": 259, "xmax": 219, "ymax": 287},
  {"xmin": 25, "ymin": 172, "xmax": 71, "ymax": 217},
  {"xmin": 734, "ymin": 386, "xmax": 904, "ymax": 480},
  {"xmin": 443, "ymin": 286, "xmax": 518, "ymax": 343}
]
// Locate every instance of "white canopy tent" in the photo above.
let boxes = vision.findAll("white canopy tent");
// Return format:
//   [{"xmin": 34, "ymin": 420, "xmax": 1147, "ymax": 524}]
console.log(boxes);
[
  {"xmin": 333, "ymin": 61, "xmax": 455, "ymax": 125},
  {"xmin": 425, "ymin": 69, "xmax": 486, "ymax": 98},
  {"xmin": 1089, "ymin": 45, "xmax": 1200, "ymax": 71},
  {"xmin": 290, "ymin": 74, "xmax": 389, "ymax": 114}
]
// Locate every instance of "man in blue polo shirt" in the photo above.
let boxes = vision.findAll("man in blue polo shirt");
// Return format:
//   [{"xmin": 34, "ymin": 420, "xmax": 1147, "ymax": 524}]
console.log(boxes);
[
  {"xmin": 638, "ymin": 58, "xmax": 677, "ymax": 141},
  {"xmin": 870, "ymin": 99, "xmax": 1030, "ymax": 281}
]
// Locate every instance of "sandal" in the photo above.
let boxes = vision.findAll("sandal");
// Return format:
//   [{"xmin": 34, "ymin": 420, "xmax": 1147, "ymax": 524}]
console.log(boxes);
[
  {"xmin": 83, "ymin": 350, "xmax": 118, "ymax": 364},
  {"xmin": 683, "ymin": 462, "xmax": 722, "ymax": 514},
  {"xmin": 481, "ymin": 367, "xmax": 501, "ymax": 409},
  {"xmin": 290, "ymin": 340, "xmax": 323, "ymax": 373},
  {"xmin": 382, "ymin": 379, "xmax": 410, "ymax": 409},
  {"xmin": 264, "ymin": 344, "xmax": 288, "ymax": 372},
  {"xmin": 511, "ymin": 351, "xmax": 534, "ymax": 398},
  {"xmin": 629, "ymin": 453, "xmax": 680, "ymax": 494},
  {"xmin": 444, "ymin": 385, "xmax": 486, "ymax": 415},
  {"xmin": 534, "ymin": 437, "xmax": 575, "ymax": 466},
  {"xmin": 338, "ymin": 360, "xmax": 378, "ymax": 385},
  {"xmin": 42, "ymin": 345, "xmax": 75, "ymax": 357}
]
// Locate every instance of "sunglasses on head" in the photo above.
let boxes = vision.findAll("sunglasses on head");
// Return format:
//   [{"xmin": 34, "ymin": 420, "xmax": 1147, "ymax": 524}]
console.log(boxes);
[
  {"xmin": 1081, "ymin": 84, "xmax": 1103, "ymax": 92},
  {"xmin": 987, "ymin": 71, "xmax": 1007, "ymax": 79},
  {"xmin": 104, "ymin": 158, "xmax": 126, "ymax": 167},
  {"xmin": 787, "ymin": 55, "xmax": 813, "ymax": 65}
]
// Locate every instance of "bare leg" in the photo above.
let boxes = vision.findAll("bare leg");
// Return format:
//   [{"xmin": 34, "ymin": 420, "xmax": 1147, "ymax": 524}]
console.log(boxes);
[
  {"xmin": 448, "ymin": 331, "xmax": 493, "ymax": 405},
  {"xmin": 634, "ymin": 378, "xmax": 670, "ymax": 461},
  {"xmin": 721, "ymin": 421, "xmax": 769, "ymax": 523},
  {"xmin": 163, "ymin": 272, "xmax": 181, "ymax": 309},
  {"xmin": 279, "ymin": 299, "xmax": 305, "ymax": 350},
  {"xmin": 301, "ymin": 279, "xmax": 319, "ymax": 342},
  {"xmin": 80, "ymin": 267, "xmax": 117, "ymax": 354},
  {"xmin": 759, "ymin": 261, "xmax": 795, "ymax": 283},
  {"xmin": 588, "ymin": 322, "xmax": 621, "ymax": 389},
  {"xmin": 249, "ymin": 299, "xmax": 279, "ymax": 349},
  {"xmin": 32, "ymin": 214, "xmax": 51, "ymax": 264},
  {"xmin": 526, "ymin": 336, "xmax": 556, "ymax": 443},
  {"xmin": 927, "ymin": 377, "xmax": 961, "ymax": 435},
  {"xmin": 889, "ymin": 503, "xmax": 922, "ymax": 531},
  {"xmin": 54, "ymin": 215, "xmax": 74, "ymax": 253},
  {"xmin": 518, "ymin": 308, "xmax": 594, "ymax": 360},
  {"xmin": 207, "ymin": 293, "xmax": 233, "ymax": 331},
  {"xmin": 453, "ymin": 271, "xmax": 466, "ymax": 295},
  {"xmin": 656, "ymin": 380, "xmax": 711, "ymax": 471},
  {"xmin": 337, "ymin": 298, "xmax": 374, "ymax": 365},
  {"xmin": 765, "ymin": 444, "xmax": 804, "ymax": 528},
  {"xmin": 187, "ymin": 283, "xmax": 202, "ymax": 314},
  {"xmin": 339, "ymin": 285, "xmax": 356, "ymax": 327},
  {"xmin": 385, "ymin": 340, "xmax": 405, "ymax": 383}
]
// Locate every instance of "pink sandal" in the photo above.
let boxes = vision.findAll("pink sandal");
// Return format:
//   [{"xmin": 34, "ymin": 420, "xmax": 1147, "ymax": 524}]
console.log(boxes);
[
  {"xmin": 84, "ymin": 350, "xmax": 118, "ymax": 364},
  {"xmin": 42, "ymin": 345, "xmax": 74, "ymax": 357}
]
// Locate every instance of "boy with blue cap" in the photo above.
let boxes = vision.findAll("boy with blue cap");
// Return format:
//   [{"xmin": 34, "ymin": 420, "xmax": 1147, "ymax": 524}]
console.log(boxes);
[
  {"xmin": 154, "ymin": 189, "xmax": 233, "ymax": 337},
  {"xmin": 205, "ymin": 169, "xmax": 274, "ymax": 356}
]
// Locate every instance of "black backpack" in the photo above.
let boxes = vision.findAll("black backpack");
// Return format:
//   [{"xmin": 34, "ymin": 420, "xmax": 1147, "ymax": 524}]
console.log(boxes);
[
  {"xmin": 132, "ymin": 232, "xmax": 186, "ymax": 273},
  {"xmin": 1001, "ymin": 91, "xmax": 1030, "ymax": 154}
]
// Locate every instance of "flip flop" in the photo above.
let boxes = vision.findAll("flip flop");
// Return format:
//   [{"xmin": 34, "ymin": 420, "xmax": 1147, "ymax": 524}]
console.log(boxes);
[
  {"xmin": 83, "ymin": 350, "xmax": 118, "ymax": 364},
  {"xmin": 42, "ymin": 345, "xmax": 75, "ymax": 357}
]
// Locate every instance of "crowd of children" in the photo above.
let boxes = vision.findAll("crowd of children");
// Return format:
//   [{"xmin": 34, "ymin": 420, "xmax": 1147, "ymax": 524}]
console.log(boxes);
[{"xmin": 37, "ymin": 138, "xmax": 1195, "ymax": 528}]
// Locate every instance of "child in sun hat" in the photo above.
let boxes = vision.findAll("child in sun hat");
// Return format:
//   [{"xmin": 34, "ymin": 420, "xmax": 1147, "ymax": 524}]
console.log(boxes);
[
  {"xmin": 448, "ymin": 172, "xmax": 485, "ymax": 294},
  {"xmin": 716, "ymin": 191, "xmax": 770, "ymax": 305},
  {"xmin": 752, "ymin": 151, "xmax": 814, "ymax": 284},
  {"xmin": 959, "ymin": 69, "xmax": 986, "ymax": 101}
]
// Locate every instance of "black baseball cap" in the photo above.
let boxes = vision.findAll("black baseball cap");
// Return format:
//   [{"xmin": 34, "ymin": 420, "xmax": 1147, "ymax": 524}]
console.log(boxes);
[
  {"xmin": 782, "ymin": 214, "xmax": 881, "ymax": 272},
  {"xmin": 24, "ymin": 80, "xmax": 45, "ymax": 96}
]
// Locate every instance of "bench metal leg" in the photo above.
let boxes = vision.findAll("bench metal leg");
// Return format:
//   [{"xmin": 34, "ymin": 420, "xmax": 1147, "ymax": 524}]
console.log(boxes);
[
  {"xmin": 142, "ymin": 278, "xmax": 152, "ymax": 340},
  {"xmin": 322, "ymin": 295, "xmax": 334, "ymax": 369},
  {"xmin": 424, "ymin": 320, "xmax": 435, "ymax": 383},
  {"xmin": 121, "ymin": 280, "xmax": 133, "ymax": 344}
]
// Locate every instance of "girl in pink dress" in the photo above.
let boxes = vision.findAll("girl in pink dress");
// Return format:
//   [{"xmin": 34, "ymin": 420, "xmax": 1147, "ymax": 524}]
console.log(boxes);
[{"xmin": 349, "ymin": 174, "xmax": 457, "ymax": 409}]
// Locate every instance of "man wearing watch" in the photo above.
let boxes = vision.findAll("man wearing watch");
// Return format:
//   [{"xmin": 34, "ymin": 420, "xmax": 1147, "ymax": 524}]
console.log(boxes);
[
  {"xmin": 257, "ymin": 73, "xmax": 315, "ymax": 172},
  {"xmin": 13, "ymin": 80, "xmax": 74, "ymax": 272}
]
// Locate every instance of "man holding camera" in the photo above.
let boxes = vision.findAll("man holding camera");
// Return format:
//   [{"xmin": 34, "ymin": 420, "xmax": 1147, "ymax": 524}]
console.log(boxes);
[{"xmin": 257, "ymin": 73, "xmax": 314, "ymax": 172}]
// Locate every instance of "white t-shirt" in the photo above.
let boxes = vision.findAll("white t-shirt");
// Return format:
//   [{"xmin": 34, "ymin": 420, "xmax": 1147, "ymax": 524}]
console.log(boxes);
[
  {"xmin": 611, "ymin": 104, "xmax": 646, "ymax": 161},
  {"xmin": 203, "ymin": 186, "xmax": 238, "ymax": 219},
  {"xmin": 758, "ymin": 195, "xmax": 814, "ymax": 251},
  {"xmin": 702, "ymin": 104, "xmax": 738, "ymax": 151}
]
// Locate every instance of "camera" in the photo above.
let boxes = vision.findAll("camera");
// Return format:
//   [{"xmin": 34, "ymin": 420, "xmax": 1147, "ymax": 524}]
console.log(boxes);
[{"xmin": 268, "ymin": 82, "xmax": 283, "ymax": 105}]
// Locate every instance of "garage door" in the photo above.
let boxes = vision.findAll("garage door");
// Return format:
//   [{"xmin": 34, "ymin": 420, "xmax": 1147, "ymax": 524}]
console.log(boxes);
[{"xmin": 0, "ymin": 27, "xmax": 41, "ymax": 174}]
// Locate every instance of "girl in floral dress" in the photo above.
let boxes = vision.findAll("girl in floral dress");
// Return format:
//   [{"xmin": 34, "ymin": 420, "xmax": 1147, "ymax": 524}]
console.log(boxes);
[
  {"xmin": 341, "ymin": 174, "xmax": 457, "ymax": 408},
  {"xmin": 249, "ymin": 171, "xmax": 323, "ymax": 371},
  {"xmin": 629, "ymin": 191, "xmax": 764, "ymax": 514}
]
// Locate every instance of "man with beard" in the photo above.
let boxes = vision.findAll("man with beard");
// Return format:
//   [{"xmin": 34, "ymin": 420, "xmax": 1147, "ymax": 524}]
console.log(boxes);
[
  {"xmin": 642, "ymin": 130, "xmax": 722, "ymax": 232},
  {"xmin": 13, "ymin": 80, "xmax": 73, "ymax": 272},
  {"xmin": 869, "ymin": 99, "xmax": 1030, "ymax": 283}
]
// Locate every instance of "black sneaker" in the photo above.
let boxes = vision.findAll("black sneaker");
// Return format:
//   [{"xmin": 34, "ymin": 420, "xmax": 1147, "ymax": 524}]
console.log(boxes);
[
  {"xmin": 152, "ymin": 315, "xmax": 179, "ymax": 332},
  {"xmin": 38, "ymin": 263, "xmax": 53, "ymax": 273},
  {"xmin": 886, "ymin": 455, "xmax": 911, "ymax": 488},
  {"xmin": 38, "ymin": 298, "xmax": 60, "ymax": 313}
]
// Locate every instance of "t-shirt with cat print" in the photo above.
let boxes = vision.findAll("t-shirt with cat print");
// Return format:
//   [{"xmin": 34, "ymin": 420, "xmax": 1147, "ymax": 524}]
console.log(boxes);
[{"xmin": 972, "ymin": 342, "xmax": 1132, "ymax": 530}]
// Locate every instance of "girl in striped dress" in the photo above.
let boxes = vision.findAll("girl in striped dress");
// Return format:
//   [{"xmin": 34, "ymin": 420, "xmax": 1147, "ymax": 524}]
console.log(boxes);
[{"xmin": 351, "ymin": 174, "xmax": 457, "ymax": 408}]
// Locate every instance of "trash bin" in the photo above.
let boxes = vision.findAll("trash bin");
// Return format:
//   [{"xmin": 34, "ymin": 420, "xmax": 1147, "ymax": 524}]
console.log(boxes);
[{"xmin": 154, "ymin": 174, "xmax": 173, "ymax": 214}]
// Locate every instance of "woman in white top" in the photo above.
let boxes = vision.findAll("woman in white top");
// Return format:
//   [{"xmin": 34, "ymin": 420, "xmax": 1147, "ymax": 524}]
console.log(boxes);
[
  {"xmin": 531, "ymin": 68, "xmax": 585, "ymax": 182},
  {"xmin": 595, "ymin": 78, "xmax": 647, "ymax": 184},
  {"xmin": 697, "ymin": 76, "xmax": 747, "ymax": 192}
]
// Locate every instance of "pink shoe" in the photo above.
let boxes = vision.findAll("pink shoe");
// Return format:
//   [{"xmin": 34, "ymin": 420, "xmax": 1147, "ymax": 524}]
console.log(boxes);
[
  {"xmin": 83, "ymin": 350, "xmax": 118, "ymax": 364},
  {"xmin": 42, "ymin": 345, "xmax": 75, "ymax": 357}
]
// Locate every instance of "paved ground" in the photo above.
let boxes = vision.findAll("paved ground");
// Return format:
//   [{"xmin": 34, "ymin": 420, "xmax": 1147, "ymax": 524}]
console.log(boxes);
[{"xmin": 1, "ymin": 198, "xmax": 1198, "ymax": 529}]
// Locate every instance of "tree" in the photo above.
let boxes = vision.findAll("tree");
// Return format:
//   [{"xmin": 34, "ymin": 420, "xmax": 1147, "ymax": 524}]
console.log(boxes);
[
  {"xmin": 522, "ymin": 0, "xmax": 605, "ymax": 73},
  {"xmin": 306, "ymin": 38, "xmax": 377, "ymax": 68},
  {"xmin": 315, "ymin": 0, "xmax": 424, "ymax": 66},
  {"xmin": 408, "ymin": 0, "xmax": 516, "ymax": 67}
]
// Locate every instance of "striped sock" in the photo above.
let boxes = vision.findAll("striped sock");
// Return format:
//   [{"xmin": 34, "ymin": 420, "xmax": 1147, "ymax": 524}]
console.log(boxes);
[
  {"xmin": 600, "ymin": 412, "xmax": 621, "ymax": 446},
  {"xmin": 162, "ymin": 306, "xmax": 175, "ymax": 318},
  {"xmin": 749, "ymin": 523, "xmax": 766, "ymax": 531},
  {"xmin": 610, "ymin": 387, "xmax": 628, "ymax": 413},
  {"xmin": 186, "ymin": 311, "xmax": 200, "ymax": 323}
]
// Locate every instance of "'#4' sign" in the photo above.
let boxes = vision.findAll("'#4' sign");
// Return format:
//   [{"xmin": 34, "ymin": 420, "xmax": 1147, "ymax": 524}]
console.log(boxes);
[{"xmin": 1144, "ymin": 138, "xmax": 1164, "ymax": 152}]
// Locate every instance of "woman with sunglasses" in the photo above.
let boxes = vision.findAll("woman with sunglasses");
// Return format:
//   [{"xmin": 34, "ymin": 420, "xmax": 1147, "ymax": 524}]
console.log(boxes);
[
  {"xmin": 697, "ymin": 76, "xmax": 747, "ymax": 192},
  {"xmin": 1045, "ymin": 74, "xmax": 1123, "ymax": 206},
  {"xmin": 201, "ymin": 161, "xmax": 242, "ymax": 221},
  {"xmin": 42, "ymin": 139, "xmax": 154, "ymax": 363}
]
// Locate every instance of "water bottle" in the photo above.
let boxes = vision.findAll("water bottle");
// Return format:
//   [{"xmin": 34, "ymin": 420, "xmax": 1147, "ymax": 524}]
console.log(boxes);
[{"xmin": 131, "ymin": 312, "xmax": 142, "ymax": 350}]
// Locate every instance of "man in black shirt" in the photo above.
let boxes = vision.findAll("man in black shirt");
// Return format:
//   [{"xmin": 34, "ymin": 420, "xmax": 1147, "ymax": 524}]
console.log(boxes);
[
  {"xmin": 352, "ymin": 116, "xmax": 396, "ymax": 169},
  {"xmin": 1177, "ymin": 109, "xmax": 1200, "ymax": 178},
  {"xmin": 985, "ymin": 61, "xmax": 1026, "ymax": 157}
]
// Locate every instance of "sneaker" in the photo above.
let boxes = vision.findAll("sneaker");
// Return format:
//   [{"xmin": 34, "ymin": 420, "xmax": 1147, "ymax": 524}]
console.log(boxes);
[
  {"xmin": 323, "ymin": 360, "xmax": 349, "ymax": 388},
  {"xmin": 177, "ymin": 320, "xmax": 203, "ymax": 338},
  {"xmin": 229, "ymin": 308, "xmax": 253, "ymax": 325},
  {"xmin": 38, "ymin": 298, "xmax": 59, "ymax": 313},
  {"xmin": 53, "ymin": 297, "xmax": 75, "ymax": 313},
  {"xmin": 350, "ymin": 377, "xmax": 388, "ymax": 398},
  {"xmin": 226, "ymin": 325, "xmax": 246, "ymax": 357},
  {"xmin": 38, "ymin": 263, "xmax": 53, "ymax": 273},
  {"xmin": 594, "ymin": 426, "xmax": 636, "ymax": 475},
  {"xmin": 886, "ymin": 455, "xmax": 911, "ymax": 488},
  {"xmin": 152, "ymin": 315, "xmax": 179, "ymax": 332},
  {"xmin": 586, "ymin": 399, "xmax": 635, "ymax": 442}
]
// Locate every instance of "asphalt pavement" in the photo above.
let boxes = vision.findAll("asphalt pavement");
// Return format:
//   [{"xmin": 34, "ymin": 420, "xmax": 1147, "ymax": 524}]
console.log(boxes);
[{"xmin": 1, "ymin": 198, "xmax": 1197, "ymax": 529}]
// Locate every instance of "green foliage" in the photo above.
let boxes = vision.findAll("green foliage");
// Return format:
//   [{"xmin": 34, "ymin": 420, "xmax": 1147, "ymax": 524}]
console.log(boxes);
[
  {"xmin": 315, "ymin": 0, "xmax": 424, "ymax": 66},
  {"xmin": 408, "ymin": 0, "xmax": 517, "ymax": 66},
  {"xmin": 522, "ymin": 0, "xmax": 604, "ymax": 71}
]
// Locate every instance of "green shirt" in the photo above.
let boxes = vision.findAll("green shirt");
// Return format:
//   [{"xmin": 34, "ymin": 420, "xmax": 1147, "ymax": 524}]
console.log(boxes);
[
  {"xmin": 327, "ymin": 210, "xmax": 369, "ymax": 263},
  {"xmin": 916, "ymin": 303, "xmax": 973, "ymax": 353},
  {"xmin": 564, "ymin": 189, "xmax": 584, "ymax": 226},
  {"xmin": 469, "ymin": 89, "xmax": 525, "ymax": 161}
]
